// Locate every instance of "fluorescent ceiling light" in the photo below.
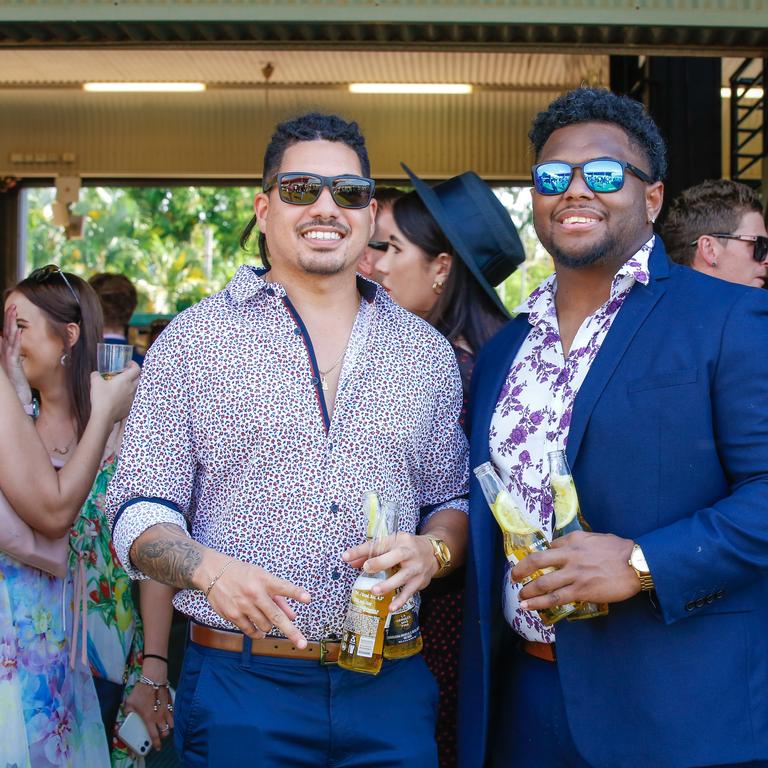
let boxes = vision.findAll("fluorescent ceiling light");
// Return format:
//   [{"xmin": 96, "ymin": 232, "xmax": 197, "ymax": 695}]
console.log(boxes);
[
  {"xmin": 83, "ymin": 82, "xmax": 206, "ymax": 93},
  {"xmin": 720, "ymin": 86, "xmax": 764, "ymax": 99},
  {"xmin": 349, "ymin": 83, "xmax": 472, "ymax": 95}
]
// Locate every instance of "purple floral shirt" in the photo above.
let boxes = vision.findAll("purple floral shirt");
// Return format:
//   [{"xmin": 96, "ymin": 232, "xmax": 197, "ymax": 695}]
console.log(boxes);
[
  {"xmin": 489, "ymin": 237, "xmax": 653, "ymax": 642},
  {"xmin": 107, "ymin": 266, "xmax": 468, "ymax": 640}
]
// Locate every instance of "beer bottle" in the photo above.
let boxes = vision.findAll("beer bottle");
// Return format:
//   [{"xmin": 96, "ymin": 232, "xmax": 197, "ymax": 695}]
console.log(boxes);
[
  {"xmin": 547, "ymin": 449, "xmax": 609, "ymax": 620},
  {"xmin": 474, "ymin": 462, "xmax": 577, "ymax": 625},
  {"xmin": 383, "ymin": 501, "xmax": 424, "ymax": 659},
  {"xmin": 338, "ymin": 494, "xmax": 397, "ymax": 675}
]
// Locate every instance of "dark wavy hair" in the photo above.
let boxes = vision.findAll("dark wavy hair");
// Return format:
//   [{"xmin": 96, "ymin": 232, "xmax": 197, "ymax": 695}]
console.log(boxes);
[
  {"xmin": 661, "ymin": 179, "xmax": 764, "ymax": 265},
  {"xmin": 9, "ymin": 270, "xmax": 103, "ymax": 439},
  {"xmin": 240, "ymin": 112, "xmax": 371, "ymax": 269},
  {"xmin": 392, "ymin": 191, "xmax": 508, "ymax": 354},
  {"xmin": 529, "ymin": 87, "xmax": 667, "ymax": 182}
]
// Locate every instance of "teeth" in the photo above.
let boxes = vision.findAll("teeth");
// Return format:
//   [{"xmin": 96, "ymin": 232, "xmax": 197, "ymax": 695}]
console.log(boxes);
[
  {"xmin": 563, "ymin": 216, "xmax": 597, "ymax": 225},
  {"xmin": 303, "ymin": 230, "xmax": 342, "ymax": 241}
]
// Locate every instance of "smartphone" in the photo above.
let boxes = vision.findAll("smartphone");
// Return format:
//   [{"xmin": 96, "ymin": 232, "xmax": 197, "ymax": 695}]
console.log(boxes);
[
  {"xmin": 117, "ymin": 711, "xmax": 153, "ymax": 756},
  {"xmin": 117, "ymin": 687, "xmax": 176, "ymax": 756}
]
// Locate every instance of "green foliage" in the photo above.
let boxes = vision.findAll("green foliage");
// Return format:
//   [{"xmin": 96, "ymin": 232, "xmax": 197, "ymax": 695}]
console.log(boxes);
[{"xmin": 25, "ymin": 186, "xmax": 260, "ymax": 314}]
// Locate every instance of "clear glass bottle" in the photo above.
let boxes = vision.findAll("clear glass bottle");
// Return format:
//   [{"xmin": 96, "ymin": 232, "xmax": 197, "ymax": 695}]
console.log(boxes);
[
  {"xmin": 338, "ymin": 494, "xmax": 397, "ymax": 675},
  {"xmin": 474, "ymin": 462, "xmax": 577, "ymax": 625},
  {"xmin": 547, "ymin": 449, "xmax": 609, "ymax": 620},
  {"xmin": 383, "ymin": 501, "xmax": 423, "ymax": 659}
]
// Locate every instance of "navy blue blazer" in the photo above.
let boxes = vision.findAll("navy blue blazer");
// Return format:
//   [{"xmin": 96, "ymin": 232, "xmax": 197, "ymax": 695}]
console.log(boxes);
[{"xmin": 459, "ymin": 239, "xmax": 768, "ymax": 768}]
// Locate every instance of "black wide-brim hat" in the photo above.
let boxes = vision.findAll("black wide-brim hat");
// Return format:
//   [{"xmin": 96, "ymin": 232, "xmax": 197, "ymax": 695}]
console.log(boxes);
[{"xmin": 401, "ymin": 163, "xmax": 525, "ymax": 318}]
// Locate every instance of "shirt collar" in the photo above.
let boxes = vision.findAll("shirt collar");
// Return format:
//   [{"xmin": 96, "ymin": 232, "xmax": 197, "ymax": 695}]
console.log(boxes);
[
  {"xmin": 514, "ymin": 235, "xmax": 655, "ymax": 322},
  {"xmin": 226, "ymin": 266, "xmax": 379, "ymax": 306}
]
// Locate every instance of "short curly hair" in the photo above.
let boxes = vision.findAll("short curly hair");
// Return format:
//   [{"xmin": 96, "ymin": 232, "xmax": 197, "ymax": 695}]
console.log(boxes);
[
  {"xmin": 240, "ymin": 113, "xmax": 371, "ymax": 268},
  {"xmin": 529, "ymin": 87, "xmax": 667, "ymax": 182},
  {"xmin": 661, "ymin": 179, "xmax": 764, "ymax": 265}
]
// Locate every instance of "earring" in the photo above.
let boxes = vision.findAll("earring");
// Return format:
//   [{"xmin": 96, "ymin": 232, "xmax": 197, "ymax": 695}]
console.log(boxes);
[
  {"xmin": 432, "ymin": 281, "xmax": 444, "ymax": 295},
  {"xmin": 711, "ymin": 258, "xmax": 717, "ymax": 268},
  {"xmin": 60, "ymin": 353, "xmax": 69, "ymax": 367}
]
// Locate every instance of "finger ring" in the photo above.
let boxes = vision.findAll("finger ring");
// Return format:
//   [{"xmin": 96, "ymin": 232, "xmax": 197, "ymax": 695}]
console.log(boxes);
[
  {"xmin": 159, "ymin": 723, "xmax": 170, "ymax": 732},
  {"xmin": 167, "ymin": 703, "xmax": 174, "ymax": 713}
]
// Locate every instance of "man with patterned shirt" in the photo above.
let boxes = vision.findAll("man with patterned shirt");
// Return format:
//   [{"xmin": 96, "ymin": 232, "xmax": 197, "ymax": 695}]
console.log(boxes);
[
  {"xmin": 460, "ymin": 88, "xmax": 768, "ymax": 768},
  {"xmin": 106, "ymin": 113, "xmax": 468, "ymax": 767}
]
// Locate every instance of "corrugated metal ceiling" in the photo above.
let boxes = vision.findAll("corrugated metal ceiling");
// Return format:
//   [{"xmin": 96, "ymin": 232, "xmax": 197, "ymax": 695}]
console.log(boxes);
[{"xmin": 0, "ymin": 49, "xmax": 608, "ymax": 87}]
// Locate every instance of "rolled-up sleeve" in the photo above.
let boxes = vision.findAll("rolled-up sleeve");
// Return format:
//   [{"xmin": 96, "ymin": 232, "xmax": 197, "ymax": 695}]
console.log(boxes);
[
  {"xmin": 418, "ymin": 342, "xmax": 470, "ymax": 528},
  {"xmin": 106, "ymin": 315, "xmax": 197, "ymax": 579}
]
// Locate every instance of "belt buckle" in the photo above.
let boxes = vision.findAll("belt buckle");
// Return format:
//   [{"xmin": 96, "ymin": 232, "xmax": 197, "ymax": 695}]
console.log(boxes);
[{"xmin": 320, "ymin": 635, "xmax": 338, "ymax": 666}]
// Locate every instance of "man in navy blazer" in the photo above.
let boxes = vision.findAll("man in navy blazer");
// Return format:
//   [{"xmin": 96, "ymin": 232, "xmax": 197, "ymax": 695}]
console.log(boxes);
[{"xmin": 460, "ymin": 87, "xmax": 768, "ymax": 768}]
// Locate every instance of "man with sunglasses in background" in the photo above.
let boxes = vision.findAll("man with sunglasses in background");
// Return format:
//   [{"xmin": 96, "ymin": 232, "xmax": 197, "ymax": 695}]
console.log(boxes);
[
  {"xmin": 460, "ymin": 87, "xmax": 768, "ymax": 768},
  {"xmin": 661, "ymin": 178, "xmax": 768, "ymax": 288},
  {"xmin": 106, "ymin": 112, "xmax": 468, "ymax": 767}
]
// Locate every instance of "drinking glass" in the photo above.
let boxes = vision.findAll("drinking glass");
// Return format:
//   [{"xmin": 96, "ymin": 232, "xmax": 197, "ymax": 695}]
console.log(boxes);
[{"xmin": 97, "ymin": 342, "xmax": 133, "ymax": 379}]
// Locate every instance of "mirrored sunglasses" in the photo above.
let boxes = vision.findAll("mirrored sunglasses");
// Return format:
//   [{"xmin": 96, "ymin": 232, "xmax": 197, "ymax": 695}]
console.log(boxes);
[
  {"xmin": 264, "ymin": 172, "xmax": 376, "ymax": 209},
  {"xmin": 706, "ymin": 233, "xmax": 768, "ymax": 263},
  {"xmin": 531, "ymin": 157, "xmax": 654, "ymax": 196},
  {"xmin": 28, "ymin": 264, "xmax": 82, "ymax": 308}
]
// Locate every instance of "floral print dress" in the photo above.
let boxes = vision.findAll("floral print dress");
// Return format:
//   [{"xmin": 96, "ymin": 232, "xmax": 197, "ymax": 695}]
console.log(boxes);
[
  {"xmin": 0, "ymin": 540, "xmax": 109, "ymax": 766},
  {"xmin": 69, "ymin": 444, "xmax": 144, "ymax": 768}
]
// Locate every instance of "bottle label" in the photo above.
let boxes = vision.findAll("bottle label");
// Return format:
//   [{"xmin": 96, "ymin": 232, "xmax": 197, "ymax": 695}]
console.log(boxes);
[
  {"xmin": 341, "ymin": 580, "xmax": 391, "ymax": 659},
  {"xmin": 384, "ymin": 595, "xmax": 421, "ymax": 646}
]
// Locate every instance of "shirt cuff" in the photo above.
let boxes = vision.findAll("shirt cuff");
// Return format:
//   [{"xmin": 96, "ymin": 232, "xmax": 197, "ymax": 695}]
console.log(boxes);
[
  {"xmin": 419, "ymin": 496, "xmax": 469, "ymax": 530},
  {"xmin": 112, "ymin": 498, "xmax": 190, "ymax": 580}
]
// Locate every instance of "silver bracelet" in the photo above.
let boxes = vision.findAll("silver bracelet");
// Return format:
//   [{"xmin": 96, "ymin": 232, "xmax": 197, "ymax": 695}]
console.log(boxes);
[{"xmin": 204, "ymin": 557, "xmax": 237, "ymax": 599}]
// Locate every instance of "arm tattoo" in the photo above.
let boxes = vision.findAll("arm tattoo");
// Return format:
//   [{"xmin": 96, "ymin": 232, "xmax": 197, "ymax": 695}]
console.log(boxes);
[{"xmin": 131, "ymin": 523, "xmax": 203, "ymax": 589}]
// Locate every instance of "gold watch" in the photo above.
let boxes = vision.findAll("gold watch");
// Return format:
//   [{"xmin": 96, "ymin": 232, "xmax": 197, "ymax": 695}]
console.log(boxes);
[
  {"xmin": 425, "ymin": 534, "xmax": 452, "ymax": 577},
  {"xmin": 628, "ymin": 543, "xmax": 655, "ymax": 591}
]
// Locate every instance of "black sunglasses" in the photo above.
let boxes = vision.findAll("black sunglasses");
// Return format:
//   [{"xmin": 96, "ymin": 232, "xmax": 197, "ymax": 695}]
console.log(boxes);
[
  {"xmin": 697, "ymin": 233, "xmax": 768, "ymax": 263},
  {"xmin": 264, "ymin": 172, "xmax": 376, "ymax": 209},
  {"xmin": 532, "ymin": 157, "xmax": 654, "ymax": 196},
  {"xmin": 28, "ymin": 264, "xmax": 82, "ymax": 308},
  {"xmin": 367, "ymin": 240, "xmax": 389, "ymax": 252}
]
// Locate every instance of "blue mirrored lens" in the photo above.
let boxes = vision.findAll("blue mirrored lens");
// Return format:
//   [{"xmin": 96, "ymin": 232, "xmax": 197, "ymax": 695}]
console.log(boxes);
[
  {"xmin": 582, "ymin": 160, "xmax": 624, "ymax": 192},
  {"xmin": 534, "ymin": 162, "xmax": 573, "ymax": 195}
]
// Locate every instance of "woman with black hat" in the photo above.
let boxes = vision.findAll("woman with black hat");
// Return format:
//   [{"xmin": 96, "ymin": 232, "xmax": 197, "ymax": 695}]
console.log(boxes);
[{"xmin": 376, "ymin": 165, "xmax": 525, "ymax": 768}]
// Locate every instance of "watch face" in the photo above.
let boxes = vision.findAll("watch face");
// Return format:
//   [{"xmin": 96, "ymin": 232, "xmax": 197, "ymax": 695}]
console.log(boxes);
[{"xmin": 631, "ymin": 545, "xmax": 649, "ymax": 573}]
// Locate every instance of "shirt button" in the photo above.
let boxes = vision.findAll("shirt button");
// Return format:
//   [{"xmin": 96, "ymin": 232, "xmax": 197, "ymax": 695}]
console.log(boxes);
[
  {"xmin": 293, "ymin": 327, "xmax": 301, "ymax": 336},
  {"xmin": 331, "ymin": 567, "xmax": 341, "ymax": 580},
  {"xmin": 266, "ymin": 287, "xmax": 275, "ymax": 297},
  {"xmin": 310, "ymin": 376, "xmax": 320, "ymax": 386},
  {"xmin": 330, "ymin": 502, "xmax": 339, "ymax": 514}
]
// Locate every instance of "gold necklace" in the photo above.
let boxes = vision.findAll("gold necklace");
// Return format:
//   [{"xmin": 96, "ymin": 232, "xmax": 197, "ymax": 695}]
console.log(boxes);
[
  {"xmin": 318, "ymin": 346, "xmax": 348, "ymax": 391},
  {"xmin": 50, "ymin": 436, "xmax": 75, "ymax": 455}
]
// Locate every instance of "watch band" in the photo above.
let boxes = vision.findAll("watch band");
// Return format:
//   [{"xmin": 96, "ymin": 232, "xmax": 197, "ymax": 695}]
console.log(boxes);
[
  {"xmin": 628, "ymin": 544, "xmax": 655, "ymax": 591},
  {"xmin": 425, "ymin": 534, "xmax": 452, "ymax": 577}
]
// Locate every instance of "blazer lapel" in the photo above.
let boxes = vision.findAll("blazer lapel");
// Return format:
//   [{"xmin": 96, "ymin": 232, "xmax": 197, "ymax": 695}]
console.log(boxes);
[{"xmin": 566, "ymin": 241, "xmax": 671, "ymax": 466}]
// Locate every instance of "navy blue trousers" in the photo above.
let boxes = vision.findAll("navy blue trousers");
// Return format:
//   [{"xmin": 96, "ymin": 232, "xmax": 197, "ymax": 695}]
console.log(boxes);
[{"xmin": 174, "ymin": 637, "xmax": 439, "ymax": 767}]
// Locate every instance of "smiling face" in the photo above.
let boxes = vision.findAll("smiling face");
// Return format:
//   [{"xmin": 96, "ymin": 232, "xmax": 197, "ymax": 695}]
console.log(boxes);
[
  {"xmin": 533, "ymin": 122, "xmax": 663, "ymax": 271},
  {"xmin": 4, "ymin": 290, "xmax": 67, "ymax": 390},
  {"xmin": 254, "ymin": 140, "xmax": 376, "ymax": 281}
]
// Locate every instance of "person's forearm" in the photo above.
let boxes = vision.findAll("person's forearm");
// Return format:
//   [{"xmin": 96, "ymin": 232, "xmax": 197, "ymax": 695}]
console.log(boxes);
[
  {"xmin": 0, "ymin": 373, "xmax": 114, "ymax": 536},
  {"xmin": 140, "ymin": 580, "xmax": 176, "ymax": 658},
  {"xmin": 422, "ymin": 506, "xmax": 468, "ymax": 575},
  {"xmin": 130, "ymin": 522, "xmax": 227, "ymax": 591}
]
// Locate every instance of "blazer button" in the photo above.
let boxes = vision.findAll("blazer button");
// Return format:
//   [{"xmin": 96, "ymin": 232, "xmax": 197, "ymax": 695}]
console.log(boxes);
[{"xmin": 685, "ymin": 601, "xmax": 695, "ymax": 612}]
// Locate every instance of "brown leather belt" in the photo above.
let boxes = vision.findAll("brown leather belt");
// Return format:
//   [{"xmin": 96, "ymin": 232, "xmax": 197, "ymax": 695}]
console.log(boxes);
[
  {"xmin": 190, "ymin": 623, "xmax": 341, "ymax": 664},
  {"xmin": 520, "ymin": 640, "xmax": 557, "ymax": 663}
]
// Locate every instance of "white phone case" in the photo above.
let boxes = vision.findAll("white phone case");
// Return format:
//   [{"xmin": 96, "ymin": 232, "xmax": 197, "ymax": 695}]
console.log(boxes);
[
  {"xmin": 117, "ymin": 711, "xmax": 152, "ymax": 756},
  {"xmin": 117, "ymin": 687, "xmax": 176, "ymax": 756}
]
